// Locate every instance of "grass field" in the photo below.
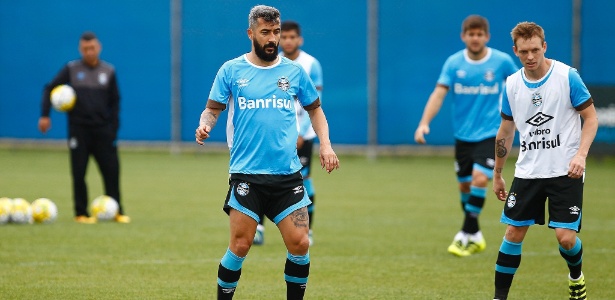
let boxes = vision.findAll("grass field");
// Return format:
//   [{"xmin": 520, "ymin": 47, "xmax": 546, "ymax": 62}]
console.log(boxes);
[{"xmin": 1, "ymin": 147, "xmax": 614, "ymax": 299}]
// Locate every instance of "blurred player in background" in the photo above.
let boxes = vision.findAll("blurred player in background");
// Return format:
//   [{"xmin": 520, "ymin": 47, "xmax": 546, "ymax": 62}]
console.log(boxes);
[
  {"xmin": 38, "ymin": 31, "xmax": 129, "ymax": 224},
  {"xmin": 414, "ymin": 15, "xmax": 518, "ymax": 256},
  {"xmin": 492, "ymin": 21, "xmax": 597, "ymax": 300},
  {"xmin": 195, "ymin": 5, "xmax": 339, "ymax": 299},
  {"xmin": 253, "ymin": 20, "xmax": 323, "ymax": 246}
]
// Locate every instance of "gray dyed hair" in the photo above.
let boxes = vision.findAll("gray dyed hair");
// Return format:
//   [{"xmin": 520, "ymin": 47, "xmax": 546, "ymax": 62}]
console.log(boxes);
[{"xmin": 248, "ymin": 5, "xmax": 280, "ymax": 28}]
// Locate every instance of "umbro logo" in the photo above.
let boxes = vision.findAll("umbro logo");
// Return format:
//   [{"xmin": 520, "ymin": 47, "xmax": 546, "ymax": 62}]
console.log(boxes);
[
  {"xmin": 525, "ymin": 112, "xmax": 554, "ymax": 127},
  {"xmin": 293, "ymin": 185, "xmax": 303, "ymax": 194},
  {"xmin": 569, "ymin": 206, "xmax": 581, "ymax": 215}
]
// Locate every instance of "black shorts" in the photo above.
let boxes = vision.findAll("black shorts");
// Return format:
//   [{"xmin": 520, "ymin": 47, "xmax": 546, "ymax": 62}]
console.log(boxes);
[
  {"xmin": 297, "ymin": 139, "xmax": 314, "ymax": 178},
  {"xmin": 454, "ymin": 137, "xmax": 496, "ymax": 182},
  {"xmin": 501, "ymin": 175, "xmax": 584, "ymax": 232},
  {"xmin": 223, "ymin": 172, "xmax": 311, "ymax": 224}
]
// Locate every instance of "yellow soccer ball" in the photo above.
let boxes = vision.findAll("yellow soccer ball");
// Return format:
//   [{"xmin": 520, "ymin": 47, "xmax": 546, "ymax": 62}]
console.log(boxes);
[
  {"xmin": 10, "ymin": 198, "xmax": 33, "ymax": 224},
  {"xmin": 0, "ymin": 197, "xmax": 13, "ymax": 224},
  {"xmin": 90, "ymin": 195, "xmax": 119, "ymax": 221},
  {"xmin": 31, "ymin": 198, "xmax": 58, "ymax": 223},
  {"xmin": 50, "ymin": 84, "xmax": 76, "ymax": 112}
]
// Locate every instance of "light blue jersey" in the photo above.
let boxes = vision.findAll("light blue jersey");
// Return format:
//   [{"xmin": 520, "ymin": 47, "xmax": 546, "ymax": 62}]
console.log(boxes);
[
  {"xmin": 209, "ymin": 54, "xmax": 319, "ymax": 175},
  {"xmin": 438, "ymin": 48, "xmax": 518, "ymax": 142}
]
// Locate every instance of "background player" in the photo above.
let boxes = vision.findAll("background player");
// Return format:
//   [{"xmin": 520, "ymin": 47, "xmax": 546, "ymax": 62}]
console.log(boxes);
[
  {"xmin": 492, "ymin": 21, "xmax": 597, "ymax": 300},
  {"xmin": 38, "ymin": 31, "xmax": 129, "ymax": 224},
  {"xmin": 195, "ymin": 5, "xmax": 339, "ymax": 299},
  {"xmin": 254, "ymin": 20, "xmax": 323, "ymax": 246},
  {"xmin": 414, "ymin": 15, "xmax": 518, "ymax": 256}
]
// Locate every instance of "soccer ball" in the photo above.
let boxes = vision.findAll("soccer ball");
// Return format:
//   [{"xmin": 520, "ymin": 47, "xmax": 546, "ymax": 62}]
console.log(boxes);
[
  {"xmin": 31, "ymin": 198, "xmax": 58, "ymax": 223},
  {"xmin": 90, "ymin": 195, "xmax": 119, "ymax": 221},
  {"xmin": 50, "ymin": 84, "xmax": 76, "ymax": 112},
  {"xmin": 10, "ymin": 198, "xmax": 33, "ymax": 224},
  {"xmin": 0, "ymin": 197, "xmax": 13, "ymax": 224}
]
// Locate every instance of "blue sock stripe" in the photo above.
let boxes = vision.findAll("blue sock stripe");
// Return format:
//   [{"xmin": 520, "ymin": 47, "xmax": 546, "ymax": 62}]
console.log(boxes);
[
  {"xmin": 287, "ymin": 252, "xmax": 310, "ymax": 265},
  {"xmin": 221, "ymin": 248, "xmax": 245, "ymax": 271},
  {"xmin": 473, "ymin": 163, "xmax": 494, "ymax": 179},
  {"xmin": 458, "ymin": 175, "xmax": 472, "ymax": 183},
  {"xmin": 499, "ymin": 238, "xmax": 523, "ymax": 255},
  {"xmin": 464, "ymin": 203, "xmax": 482, "ymax": 214},
  {"xmin": 304, "ymin": 178, "xmax": 315, "ymax": 196},
  {"xmin": 461, "ymin": 192, "xmax": 470, "ymax": 204},
  {"xmin": 495, "ymin": 264, "xmax": 518, "ymax": 274},
  {"xmin": 284, "ymin": 275, "xmax": 308, "ymax": 284},
  {"xmin": 217, "ymin": 278, "xmax": 238, "ymax": 288},
  {"xmin": 567, "ymin": 256, "xmax": 583, "ymax": 267},
  {"xmin": 470, "ymin": 185, "xmax": 487, "ymax": 198}
]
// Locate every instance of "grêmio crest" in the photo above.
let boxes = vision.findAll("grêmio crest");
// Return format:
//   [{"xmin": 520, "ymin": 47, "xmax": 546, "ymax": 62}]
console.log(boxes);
[{"xmin": 531, "ymin": 92, "xmax": 543, "ymax": 107}]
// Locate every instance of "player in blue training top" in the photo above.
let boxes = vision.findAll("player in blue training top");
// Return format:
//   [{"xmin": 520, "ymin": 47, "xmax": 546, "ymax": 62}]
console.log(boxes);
[
  {"xmin": 492, "ymin": 21, "xmax": 597, "ymax": 300},
  {"xmin": 195, "ymin": 5, "xmax": 339, "ymax": 300},
  {"xmin": 253, "ymin": 20, "xmax": 324, "ymax": 247},
  {"xmin": 414, "ymin": 15, "xmax": 518, "ymax": 257}
]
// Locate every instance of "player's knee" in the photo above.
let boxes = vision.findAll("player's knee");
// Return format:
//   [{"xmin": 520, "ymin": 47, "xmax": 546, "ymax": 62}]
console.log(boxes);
[
  {"xmin": 471, "ymin": 173, "xmax": 489, "ymax": 187},
  {"xmin": 229, "ymin": 237, "xmax": 252, "ymax": 257},
  {"xmin": 286, "ymin": 234, "xmax": 310, "ymax": 255},
  {"xmin": 556, "ymin": 233, "xmax": 577, "ymax": 250}
]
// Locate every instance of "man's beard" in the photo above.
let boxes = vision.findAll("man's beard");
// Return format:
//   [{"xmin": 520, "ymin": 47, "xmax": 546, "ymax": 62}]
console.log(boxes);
[{"xmin": 254, "ymin": 39, "xmax": 279, "ymax": 62}]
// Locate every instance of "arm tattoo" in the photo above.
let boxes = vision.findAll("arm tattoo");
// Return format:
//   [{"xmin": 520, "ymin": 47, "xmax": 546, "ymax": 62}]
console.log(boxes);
[
  {"xmin": 496, "ymin": 138, "xmax": 508, "ymax": 158},
  {"xmin": 495, "ymin": 167, "xmax": 503, "ymax": 174},
  {"xmin": 202, "ymin": 111, "xmax": 218, "ymax": 128},
  {"xmin": 290, "ymin": 207, "xmax": 309, "ymax": 228}
]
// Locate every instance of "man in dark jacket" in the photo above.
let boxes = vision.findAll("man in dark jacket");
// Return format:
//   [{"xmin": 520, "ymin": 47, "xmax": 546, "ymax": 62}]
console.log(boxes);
[{"xmin": 38, "ymin": 31, "xmax": 129, "ymax": 224}]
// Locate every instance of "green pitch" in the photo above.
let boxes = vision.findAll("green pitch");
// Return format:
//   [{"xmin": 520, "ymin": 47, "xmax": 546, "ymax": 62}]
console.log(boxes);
[{"xmin": 1, "ymin": 148, "xmax": 614, "ymax": 299}]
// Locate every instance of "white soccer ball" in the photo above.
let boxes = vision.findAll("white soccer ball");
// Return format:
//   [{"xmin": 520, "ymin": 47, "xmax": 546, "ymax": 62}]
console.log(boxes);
[
  {"xmin": 0, "ymin": 197, "xmax": 13, "ymax": 224},
  {"xmin": 90, "ymin": 195, "xmax": 119, "ymax": 221},
  {"xmin": 50, "ymin": 84, "xmax": 76, "ymax": 112},
  {"xmin": 10, "ymin": 198, "xmax": 33, "ymax": 224},
  {"xmin": 31, "ymin": 198, "xmax": 58, "ymax": 224}
]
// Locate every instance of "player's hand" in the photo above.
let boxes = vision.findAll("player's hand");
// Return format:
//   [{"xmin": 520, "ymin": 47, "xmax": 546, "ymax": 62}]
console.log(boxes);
[
  {"xmin": 567, "ymin": 155, "xmax": 586, "ymax": 179},
  {"xmin": 414, "ymin": 124, "xmax": 430, "ymax": 144},
  {"xmin": 38, "ymin": 117, "xmax": 51, "ymax": 134},
  {"xmin": 296, "ymin": 136, "xmax": 304, "ymax": 149},
  {"xmin": 195, "ymin": 124, "xmax": 211, "ymax": 145},
  {"xmin": 493, "ymin": 176, "xmax": 508, "ymax": 201},
  {"xmin": 319, "ymin": 144, "xmax": 339, "ymax": 173}
]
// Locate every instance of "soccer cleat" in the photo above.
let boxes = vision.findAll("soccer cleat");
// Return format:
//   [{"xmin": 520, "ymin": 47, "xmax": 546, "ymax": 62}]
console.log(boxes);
[
  {"xmin": 569, "ymin": 273, "xmax": 587, "ymax": 300},
  {"xmin": 74, "ymin": 215, "xmax": 97, "ymax": 224},
  {"xmin": 308, "ymin": 229, "xmax": 313, "ymax": 246},
  {"xmin": 253, "ymin": 225, "xmax": 264, "ymax": 245},
  {"xmin": 114, "ymin": 214, "xmax": 131, "ymax": 223},
  {"xmin": 465, "ymin": 236, "xmax": 486, "ymax": 255},
  {"xmin": 447, "ymin": 240, "xmax": 469, "ymax": 257}
]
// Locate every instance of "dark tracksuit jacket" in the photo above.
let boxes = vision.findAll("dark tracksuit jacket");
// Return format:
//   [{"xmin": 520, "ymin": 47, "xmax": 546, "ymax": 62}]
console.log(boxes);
[{"xmin": 41, "ymin": 59, "xmax": 123, "ymax": 216}]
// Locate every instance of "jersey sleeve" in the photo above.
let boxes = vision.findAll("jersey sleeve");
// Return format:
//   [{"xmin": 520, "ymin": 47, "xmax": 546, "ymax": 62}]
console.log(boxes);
[
  {"xmin": 436, "ymin": 56, "xmax": 454, "ymax": 87},
  {"xmin": 297, "ymin": 66, "xmax": 319, "ymax": 107},
  {"xmin": 569, "ymin": 68, "xmax": 591, "ymax": 108},
  {"xmin": 208, "ymin": 62, "xmax": 233, "ymax": 105},
  {"xmin": 310, "ymin": 59, "xmax": 323, "ymax": 100},
  {"xmin": 501, "ymin": 86, "xmax": 513, "ymax": 118}
]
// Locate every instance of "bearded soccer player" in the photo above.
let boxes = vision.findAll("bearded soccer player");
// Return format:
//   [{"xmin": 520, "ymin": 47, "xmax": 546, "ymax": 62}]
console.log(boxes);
[
  {"xmin": 253, "ymin": 20, "xmax": 323, "ymax": 247},
  {"xmin": 195, "ymin": 5, "xmax": 339, "ymax": 299}
]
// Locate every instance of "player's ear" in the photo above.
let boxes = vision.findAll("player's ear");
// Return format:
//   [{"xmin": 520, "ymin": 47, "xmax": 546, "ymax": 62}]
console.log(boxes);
[
  {"xmin": 299, "ymin": 36, "xmax": 304, "ymax": 47},
  {"xmin": 543, "ymin": 41, "xmax": 547, "ymax": 53},
  {"xmin": 247, "ymin": 28, "xmax": 253, "ymax": 40}
]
